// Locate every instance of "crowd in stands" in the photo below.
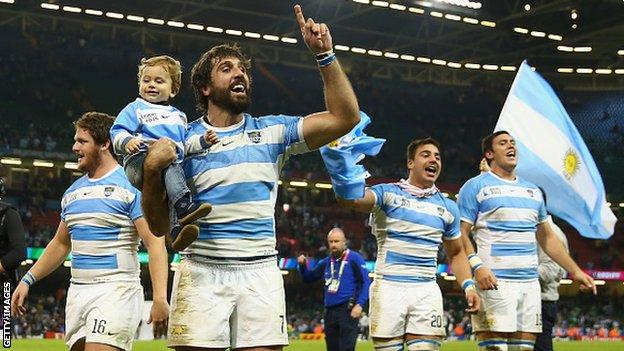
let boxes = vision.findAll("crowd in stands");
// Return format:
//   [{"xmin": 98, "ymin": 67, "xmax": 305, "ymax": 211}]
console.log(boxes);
[{"xmin": 2, "ymin": 24, "xmax": 623, "ymax": 195}]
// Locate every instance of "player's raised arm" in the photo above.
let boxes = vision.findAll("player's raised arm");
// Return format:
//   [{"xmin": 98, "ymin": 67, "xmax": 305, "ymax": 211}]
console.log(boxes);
[{"xmin": 293, "ymin": 4, "xmax": 360, "ymax": 150}]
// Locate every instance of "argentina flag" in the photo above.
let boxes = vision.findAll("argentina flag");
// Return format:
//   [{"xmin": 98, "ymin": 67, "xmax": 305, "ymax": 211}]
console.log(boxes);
[
  {"xmin": 320, "ymin": 111, "xmax": 386, "ymax": 200},
  {"xmin": 494, "ymin": 60, "xmax": 617, "ymax": 239}
]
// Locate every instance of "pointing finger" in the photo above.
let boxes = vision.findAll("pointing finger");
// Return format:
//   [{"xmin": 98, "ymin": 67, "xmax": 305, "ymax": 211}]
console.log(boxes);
[{"xmin": 294, "ymin": 5, "xmax": 306, "ymax": 30}]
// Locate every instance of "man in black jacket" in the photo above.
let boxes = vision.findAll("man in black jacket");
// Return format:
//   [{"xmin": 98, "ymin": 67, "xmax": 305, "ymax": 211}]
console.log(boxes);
[{"xmin": 0, "ymin": 177, "xmax": 27, "ymax": 289}]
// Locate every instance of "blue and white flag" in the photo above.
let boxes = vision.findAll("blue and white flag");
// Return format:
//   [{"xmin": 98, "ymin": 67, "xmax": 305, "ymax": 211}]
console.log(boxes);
[
  {"xmin": 320, "ymin": 111, "xmax": 386, "ymax": 200},
  {"xmin": 495, "ymin": 61, "xmax": 616, "ymax": 239}
]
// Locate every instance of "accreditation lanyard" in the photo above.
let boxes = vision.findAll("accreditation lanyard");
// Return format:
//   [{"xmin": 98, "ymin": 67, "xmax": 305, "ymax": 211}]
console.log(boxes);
[{"xmin": 326, "ymin": 249, "xmax": 350, "ymax": 294}]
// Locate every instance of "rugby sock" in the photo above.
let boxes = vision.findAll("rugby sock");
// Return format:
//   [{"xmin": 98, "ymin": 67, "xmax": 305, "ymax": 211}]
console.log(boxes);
[
  {"xmin": 477, "ymin": 338, "xmax": 508, "ymax": 351},
  {"xmin": 373, "ymin": 338, "xmax": 404, "ymax": 351},
  {"xmin": 406, "ymin": 338, "xmax": 441, "ymax": 350},
  {"xmin": 507, "ymin": 339, "xmax": 535, "ymax": 350}
]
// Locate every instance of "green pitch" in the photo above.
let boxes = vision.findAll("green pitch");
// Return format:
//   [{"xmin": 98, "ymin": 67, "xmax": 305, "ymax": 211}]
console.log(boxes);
[{"xmin": 7, "ymin": 339, "xmax": 624, "ymax": 350}]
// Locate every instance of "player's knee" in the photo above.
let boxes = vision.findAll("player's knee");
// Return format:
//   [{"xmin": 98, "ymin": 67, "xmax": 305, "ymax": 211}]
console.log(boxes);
[
  {"xmin": 507, "ymin": 339, "xmax": 535, "ymax": 350},
  {"xmin": 373, "ymin": 337, "xmax": 404, "ymax": 351},
  {"xmin": 405, "ymin": 338, "xmax": 441, "ymax": 350},
  {"xmin": 477, "ymin": 338, "xmax": 508, "ymax": 351}
]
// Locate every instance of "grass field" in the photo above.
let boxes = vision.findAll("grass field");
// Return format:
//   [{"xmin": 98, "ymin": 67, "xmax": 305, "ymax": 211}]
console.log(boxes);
[{"xmin": 7, "ymin": 339, "xmax": 624, "ymax": 350}]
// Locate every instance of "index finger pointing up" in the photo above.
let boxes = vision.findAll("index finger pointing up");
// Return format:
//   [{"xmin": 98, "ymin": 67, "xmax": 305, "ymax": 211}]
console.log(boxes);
[{"xmin": 294, "ymin": 4, "xmax": 306, "ymax": 30}]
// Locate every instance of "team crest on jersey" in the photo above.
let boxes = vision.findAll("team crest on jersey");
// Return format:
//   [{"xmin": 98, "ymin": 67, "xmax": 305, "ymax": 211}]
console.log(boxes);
[
  {"xmin": 104, "ymin": 186, "xmax": 115, "ymax": 197},
  {"xmin": 437, "ymin": 207, "xmax": 446, "ymax": 216},
  {"xmin": 247, "ymin": 131, "xmax": 262, "ymax": 143}
]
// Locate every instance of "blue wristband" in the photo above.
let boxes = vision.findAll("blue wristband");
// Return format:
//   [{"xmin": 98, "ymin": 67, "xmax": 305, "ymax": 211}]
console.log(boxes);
[
  {"xmin": 468, "ymin": 254, "xmax": 484, "ymax": 272},
  {"xmin": 318, "ymin": 53, "xmax": 337, "ymax": 68},
  {"xmin": 21, "ymin": 271, "xmax": 37, "ymax": 286},
  {"xmin": 461, "ymin": 278, "xmax": 476, "ymax": 291}
]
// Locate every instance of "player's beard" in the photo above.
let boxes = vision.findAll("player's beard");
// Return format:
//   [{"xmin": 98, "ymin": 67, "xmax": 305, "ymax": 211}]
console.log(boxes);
[
  {"xmin": 78, "ymin": 149, "xmax": 102, "ymax": 174},
  {"xmin": 209, "ymin": 85, "xmax": 251, "ymax": 115}
]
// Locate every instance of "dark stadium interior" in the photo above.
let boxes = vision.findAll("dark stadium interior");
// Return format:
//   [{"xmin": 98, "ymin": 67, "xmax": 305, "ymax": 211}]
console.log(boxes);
[{"xmin": 2, "ymin": 0, "xmax": 624, "ymax": 346}]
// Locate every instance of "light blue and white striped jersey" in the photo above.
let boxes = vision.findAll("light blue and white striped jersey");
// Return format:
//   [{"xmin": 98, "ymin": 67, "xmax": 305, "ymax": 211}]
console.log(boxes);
[
  {"xmin": 61, "ymin": 166, "xmax": 143, "ymax": 284},
  {"xmin": 369, "ymin": 184, "xmax": 461, "ymax": 283},
  {"xmin": 458, "ymin": 171, "xmax": 548, "ymax": 281},
  {"xmin": 110, "ymin": 98, "xmax": 204, "ymax": 162},
  {"xmin": 182, "ymin": 114, "xmax": 309, "ymax": 258}
]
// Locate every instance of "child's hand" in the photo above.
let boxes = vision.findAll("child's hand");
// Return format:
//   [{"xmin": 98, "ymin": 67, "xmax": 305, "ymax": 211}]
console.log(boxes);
[
  {"xmin": 125, "ymin": 138, "xmax": 143, "ymax": 154},
  {"xmin": 204, "ymin": 130, "xmax": 220, "ymax": 146}
]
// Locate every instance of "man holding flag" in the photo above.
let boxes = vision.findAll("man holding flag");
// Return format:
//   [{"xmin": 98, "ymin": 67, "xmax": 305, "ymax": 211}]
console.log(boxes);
[
  {"xmin": 494, "ymin": 61, "xmax": 616, "ymax": 239},
  {"xmin": 457, "ymin": 61, "xmax": 607, "ymax": 351}
]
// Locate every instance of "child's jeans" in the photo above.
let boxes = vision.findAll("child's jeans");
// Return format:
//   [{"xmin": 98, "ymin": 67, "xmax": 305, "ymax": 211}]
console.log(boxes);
[{"xmin": 124, "ymin": 150, "xmax": 188, "ymax": 227}]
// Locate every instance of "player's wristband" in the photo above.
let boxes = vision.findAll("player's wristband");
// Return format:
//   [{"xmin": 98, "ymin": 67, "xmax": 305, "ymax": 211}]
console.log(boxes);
[
  {"xmin": 468, "ymin": 253, "xmax": 484, "ymax": 272},
  {"xmin": 461, "ymin": 278, "xmax": 476, "ymax": 292},
  {"xmin": 315, "ymin": 49, "xmax": 334, "ymax": 60},
  {"xmin": 316, "ymin": 50, "xmax": 337, "ymax": 68},
  {"xmin": 20, "ymin": 271, "xmax": 37, "ymax": 287}
]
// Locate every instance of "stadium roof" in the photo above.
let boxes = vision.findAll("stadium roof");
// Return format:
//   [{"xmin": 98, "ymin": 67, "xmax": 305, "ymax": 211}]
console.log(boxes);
[{"xmin": 2, "ymin": 0, "xmax": 624, "ymax": 88}]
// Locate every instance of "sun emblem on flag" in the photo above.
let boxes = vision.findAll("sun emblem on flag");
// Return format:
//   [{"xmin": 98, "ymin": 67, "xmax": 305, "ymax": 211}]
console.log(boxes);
[
  {"xmin": 563, "ymin": 148, "xmax": 581, "ymax": 180},
  {"xmin": 328, "ymin": 138, "xmax": 341, "ymax": 148}
]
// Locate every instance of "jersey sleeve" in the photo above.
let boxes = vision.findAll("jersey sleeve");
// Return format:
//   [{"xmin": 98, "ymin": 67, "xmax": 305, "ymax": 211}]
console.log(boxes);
[
  {"xmin": 457, "ymin": 178, "xmax": 480, "ymax": 224},
  {"xmin": 537, "ymin": 188, "xmax": 548, "ymax": 223},
  {"xmin": 111, "ymin": 102, "xmax": 141, "ymax": 156},
  {"xmin": 279, "ymin": 115, "xmax": 309, "ymax": 156},
  {"xmin": 443, "ymin": 200, "xmax": 462, "ymax": 240},
  {"xmin": 127, "ymin": 186, "xmax": 143, "ymax": 221},
  {"xmin": 369, "ymin": 184, "xmax": 386, "ymax": 211}
]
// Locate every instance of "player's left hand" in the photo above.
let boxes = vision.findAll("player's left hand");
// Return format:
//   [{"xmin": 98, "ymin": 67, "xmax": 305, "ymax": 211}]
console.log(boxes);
[
  {"xmin": 350, "ymin": 304, "xmax": 363, "ymax": 319},
  {"xmin": 148, "ymin": 298, "xmax": 169, "ymax": 329},
  {"xmin": 572, "ymin": 269, "xmax": 597, "ymax": 295},
  {"xmin": 464, "ymin": 288, "xmax": 480, "ymax": 314},
  {"xmin": 294, "ymin": 4, "xmax": 333, "ymax": 54}
]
